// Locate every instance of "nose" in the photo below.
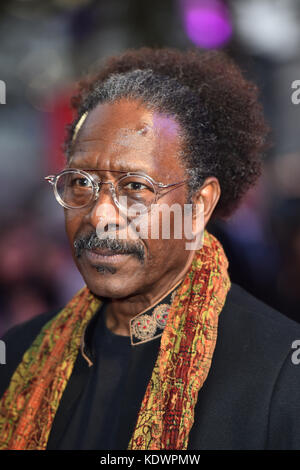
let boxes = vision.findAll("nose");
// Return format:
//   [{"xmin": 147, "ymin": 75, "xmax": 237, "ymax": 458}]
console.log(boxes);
[{"xmin": 86, "ymin": 182, "xmax": 126, "ymax": 235}]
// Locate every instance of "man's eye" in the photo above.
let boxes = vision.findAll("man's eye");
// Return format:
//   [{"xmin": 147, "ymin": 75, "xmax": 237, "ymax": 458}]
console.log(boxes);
[
  {"xmin": 125, "ymin": 182, "xmax": 149, "ymax": 191},
  {"xmin": 71, "ymin": 177, "xmax": 91, "ymax": 187}
]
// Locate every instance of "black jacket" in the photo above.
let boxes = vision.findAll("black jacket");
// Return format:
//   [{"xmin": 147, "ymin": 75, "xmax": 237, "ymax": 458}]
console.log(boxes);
[{"xmin": 1, "ymin": 282, "xmax": 300, "ymax": 450}]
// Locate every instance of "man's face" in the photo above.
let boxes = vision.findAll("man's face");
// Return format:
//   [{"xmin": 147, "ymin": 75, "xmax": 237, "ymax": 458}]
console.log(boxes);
[{"xmin": 65, "ymin": 98, "xmax": 192, "ymax": 299}]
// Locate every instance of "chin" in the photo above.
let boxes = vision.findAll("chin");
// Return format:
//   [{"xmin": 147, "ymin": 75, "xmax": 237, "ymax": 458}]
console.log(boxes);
[
  {"xmin": 74, "ymin": 251, "xmax": 146, "ymax": 298},
  {"xmin": 83, "ymin": 270, "xmax": 143, "ymax": 300}
]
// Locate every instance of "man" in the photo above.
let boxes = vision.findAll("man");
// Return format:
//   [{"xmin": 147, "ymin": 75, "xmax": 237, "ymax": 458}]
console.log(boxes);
[{"xmin": 1, "ymin": 48, "xmax": 300, "ymax": 450}]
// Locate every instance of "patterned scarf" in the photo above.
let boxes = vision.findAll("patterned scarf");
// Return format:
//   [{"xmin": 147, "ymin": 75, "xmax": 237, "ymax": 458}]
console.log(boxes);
[{"xmin": 0, "ymin": 230, "xmax": 230, "ymax": 450}]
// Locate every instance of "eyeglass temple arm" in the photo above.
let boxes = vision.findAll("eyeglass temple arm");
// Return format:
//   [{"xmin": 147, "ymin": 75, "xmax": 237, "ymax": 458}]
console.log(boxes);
[
  {"xmin": 157, "ymin": 179, "xmax": 188, "ymax": 189},
  {"xmin": 156, "ymin": 180, "xmax": 189, "ymax": 201}
]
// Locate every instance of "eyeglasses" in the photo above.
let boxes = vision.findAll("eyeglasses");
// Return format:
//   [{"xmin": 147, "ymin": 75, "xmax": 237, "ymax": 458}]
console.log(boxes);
[{"xmin": 45, "ymin": 168, "xmax": 188, "ymax": 214}]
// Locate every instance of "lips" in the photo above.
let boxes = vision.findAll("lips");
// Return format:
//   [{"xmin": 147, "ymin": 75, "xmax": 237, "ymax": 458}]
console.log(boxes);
[{"xmin": 83, "ymin": 248, "xmax": 131, "ymax": 266}]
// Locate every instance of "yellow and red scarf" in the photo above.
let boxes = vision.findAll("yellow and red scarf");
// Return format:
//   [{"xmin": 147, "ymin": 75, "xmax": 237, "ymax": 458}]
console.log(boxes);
[{"xmin": 0, "ymin": 230, "xmax": 230, "ymax": 450}]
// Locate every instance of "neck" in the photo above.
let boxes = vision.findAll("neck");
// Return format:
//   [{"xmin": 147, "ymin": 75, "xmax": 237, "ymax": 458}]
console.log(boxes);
[{"xmin": 104, "ymin": 249, "xmax": 196, "ymax": 336}]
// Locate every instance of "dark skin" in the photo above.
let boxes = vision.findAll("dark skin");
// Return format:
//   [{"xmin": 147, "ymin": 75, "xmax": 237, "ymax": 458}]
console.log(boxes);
[{"xmin": 65, "ymin": 98, "xmax": 220, "ymax": 335}]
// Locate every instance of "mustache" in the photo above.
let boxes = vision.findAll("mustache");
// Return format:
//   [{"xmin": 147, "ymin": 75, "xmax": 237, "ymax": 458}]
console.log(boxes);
[{"xmin": 73, "ymin": 232, "xmax": 145, "ymax": 263}]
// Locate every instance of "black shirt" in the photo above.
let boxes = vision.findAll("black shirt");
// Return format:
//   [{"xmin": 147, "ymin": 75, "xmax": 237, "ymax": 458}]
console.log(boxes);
[{"xmin": 57, "ymin": 303, "xmax": 131, "ymax": 449}]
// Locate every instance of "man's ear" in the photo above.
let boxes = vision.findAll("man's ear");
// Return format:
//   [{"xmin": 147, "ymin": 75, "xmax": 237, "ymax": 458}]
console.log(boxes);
[
  {"xmin": 191, "ymin": 194, "xmax": 204, "ymax": 234},
  {"xmin": 192, "ymin": 177, "xmax": 221, "ymax": 232}
]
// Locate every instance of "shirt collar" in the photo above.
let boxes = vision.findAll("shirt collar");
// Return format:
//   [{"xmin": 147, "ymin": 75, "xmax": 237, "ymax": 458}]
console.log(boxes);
[{"xmin": 80, "ymin": 279, "xmax": 183, "ymax": 366}]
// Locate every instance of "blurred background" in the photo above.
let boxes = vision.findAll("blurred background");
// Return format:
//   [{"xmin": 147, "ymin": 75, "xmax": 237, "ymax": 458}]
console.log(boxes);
[{"xmin": 0, "ymin": 0, "xmax": 300, "ymax": 336}]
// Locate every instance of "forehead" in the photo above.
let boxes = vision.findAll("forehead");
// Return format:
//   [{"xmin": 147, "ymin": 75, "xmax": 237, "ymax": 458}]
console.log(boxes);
[{"xmin": 69, "ymin": 99, "xmax": 186, "ymax": 181}]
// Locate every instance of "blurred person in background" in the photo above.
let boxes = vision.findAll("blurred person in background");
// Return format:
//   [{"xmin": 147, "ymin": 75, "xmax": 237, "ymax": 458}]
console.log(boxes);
[
  {"xmin": 268, "ymin": 151, "xmax": 300, "ymax": 322},
  {"xmin": 0, "ymin": 217, "xmax": 58, "ymax": 336},
  {"xmin": 1, "ymin": 47, "xmax": 300, "ymax": 451},
  {"xmin": 272, "ymin": 199, "xmax": 300, "ymax": 321},
  {"xmin": 0, "ymin": 213, "xmax": 84, "ymax": 337}
]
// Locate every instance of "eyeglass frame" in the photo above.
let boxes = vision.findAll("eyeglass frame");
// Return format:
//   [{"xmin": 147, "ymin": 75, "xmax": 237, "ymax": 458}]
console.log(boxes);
[{"xmin": 45, "ymin": 168, "xmax": 189, "ymax": 213}]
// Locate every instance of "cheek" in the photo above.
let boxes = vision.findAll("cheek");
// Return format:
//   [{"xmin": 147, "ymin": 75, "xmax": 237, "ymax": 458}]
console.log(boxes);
[
  {"xmin": 143, "ymin": 238, "xmax": 187, "ymax": 281},
  {"xmin": 143, "ymin": 210, "xmax": 187, "ymax": 266},
  {"xmin": 64, "ymin": 210, "xmax": 83, "ymax": 243},
  {"xmin": 146, "ymin": 204, "xmax": 186, "ymax": 240}
]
